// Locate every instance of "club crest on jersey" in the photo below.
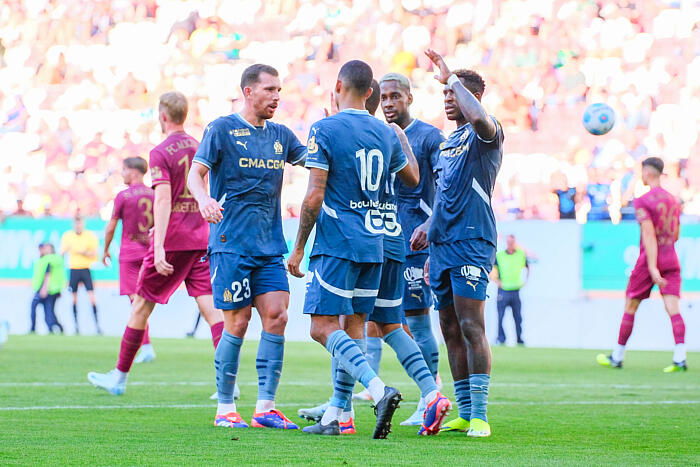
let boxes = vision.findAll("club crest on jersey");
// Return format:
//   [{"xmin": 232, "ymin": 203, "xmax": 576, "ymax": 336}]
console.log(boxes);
[
  {"xmin": 236, "ymin": 141, "xmax": 248, "ymax": 150},
  {"xmin": 307, "ymin": 136, "xmax": 318, "ymax": 154},
  {"xmin": 274, "ymin": 140, "xmax": 283, "ymax": 155},
  {"xmin": 230, "ymin": 128, "xmax": 251, "ymax": 137},
  {"xmin": 222, "ymin": 289, "xmax": 233, "ymax": 303}
]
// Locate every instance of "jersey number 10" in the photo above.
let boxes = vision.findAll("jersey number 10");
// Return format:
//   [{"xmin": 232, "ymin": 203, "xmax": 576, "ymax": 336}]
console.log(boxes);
[{"xmin": 356, "ymin": 148, "xmax": 384, "ymax": 192}]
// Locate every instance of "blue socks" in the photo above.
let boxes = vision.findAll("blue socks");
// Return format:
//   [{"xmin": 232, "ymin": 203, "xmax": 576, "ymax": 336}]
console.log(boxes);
[
  {"xmin": 326, "ymin": 330, "xmax": 377, "ymax": 388},
  {"xmin": 405, "ymin": 314, "xmax": 439, "ymax": 378},
  {"xmin": 215, "ymin": 331, "xmax": 243, "ymax": 404},
  {"xmin": 453, "ymin": 378, "xmax": 472, "ymax": 420},
  {"xmin": 469, "ymin": 374, "xmax": 490, "ymax": 422},
  {"xmin": 330, "ymin": 339, "xmax": 364, "ymax": 410},
  {"xmin": 365, "ymin": 336, "xmax": 383, "ymax": 375},
  {"xmin": 384, "ymin": 328, "xmax": 437, "ymax": 398},
  {"xmin": 256, "ymin": 331, "xmax": 285, "ymax": 401}
]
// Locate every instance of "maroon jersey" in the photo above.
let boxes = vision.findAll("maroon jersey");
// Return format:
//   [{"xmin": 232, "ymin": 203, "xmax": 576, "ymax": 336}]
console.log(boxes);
[
  {"xmin": 149, "ymin": 131, "xmax": 209, "ymax": 251},
  {"xmin": 111, "ymin": 183, "xmax": 154, "ymax": 261},
  {"xmin": 634, "ymin": 186, "xmax": 681, "ymax": 262}
]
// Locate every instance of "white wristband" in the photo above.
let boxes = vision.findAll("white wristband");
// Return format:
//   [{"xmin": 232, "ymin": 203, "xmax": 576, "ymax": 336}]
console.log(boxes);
[{"xmin": 447, "ymin": 73, "xmax": 460, "ymax": 89}]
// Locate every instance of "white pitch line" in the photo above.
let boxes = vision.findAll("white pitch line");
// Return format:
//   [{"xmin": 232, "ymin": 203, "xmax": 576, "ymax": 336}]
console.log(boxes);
[
  {"xmin": 1, "ymin": 400, "xmax": 699, "ymax": 412},
  {"xmin": 0, "ymin": 381, "xmax": 695, "ymax": 390}
]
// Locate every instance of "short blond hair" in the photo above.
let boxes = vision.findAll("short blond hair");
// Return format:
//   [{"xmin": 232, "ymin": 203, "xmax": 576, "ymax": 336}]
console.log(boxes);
[{"xmin": 159, "ymin": 91, "xmax": 188, "ymax": 124}]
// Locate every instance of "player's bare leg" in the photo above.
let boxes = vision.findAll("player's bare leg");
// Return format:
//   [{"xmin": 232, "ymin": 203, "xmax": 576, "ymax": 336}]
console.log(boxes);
[
  {"xmin": 598, "ymin": 298, "xmax": 641, "ymax": 368},
  {"xmin": 194, "ymin": 294, "xmax": 224, "ymax": 348},
  {"xmin": 71, "ymin": 291, "xmax": 79, "ymax": 334},
  {"xmin": 453, "ymin": 295, "xmax": 491, "ymax": 437},
  {"xmin": 87, "ymin": 295, "xmax": 156, "ymax": 395},
  {"xmin": 307, "ymin": 314, "xmax": 402, "ymax": 438},
  {"xmin": 662, "ymin": 295, "xmax": 687, "ymax": 372},
  {"xmin": 87, "ymin": 289, "xmax": 101, "ymax": 335}
]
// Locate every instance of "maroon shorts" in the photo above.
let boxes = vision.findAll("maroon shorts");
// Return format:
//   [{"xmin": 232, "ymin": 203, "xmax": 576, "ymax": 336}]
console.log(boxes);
[
  {"xmin": 136, "ymin": 248, "xmax": 212, "ymax": 305},
  {"xmin": 625, "ymin": 255, "xmax": 681, "ymax": 300},
  {"xmin": 119, "ymin": 259, "xmax": 143, "ymax": 296}
]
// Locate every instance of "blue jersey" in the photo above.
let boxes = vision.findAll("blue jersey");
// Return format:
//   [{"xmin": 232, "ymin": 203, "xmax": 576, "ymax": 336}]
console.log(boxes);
[
  {"xmin": 393, "ymin": 119, "xmax": 444, "ymax": 256},
  {"xmin": 305, "ymin": 109, "xmax": 408, "ymax": 263},
  {"xmin": 428, "ymin": 117, "xmax": 503, "ymax": 247},
  {"xmin": 193, "ymin": 113, "xmax": 305, "ymax": 256}
]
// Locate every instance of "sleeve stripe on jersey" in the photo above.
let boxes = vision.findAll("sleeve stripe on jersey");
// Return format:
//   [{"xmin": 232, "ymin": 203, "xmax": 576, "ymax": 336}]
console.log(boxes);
[
  {"xmin": 192, "ymin": 158, "xmax": 212, "ymax": 169},
  {"xmin": 306, "ymin": 161, "xmax": 329, "ymax": 171},
  {"xmin": 419, "ymin": 199, "xmax": 433, "ymax": 217},
  {"xmin": 322, "ymin": 202, "xmax": 338, "ymax": 219},
  {"xmin": 290, "ymin": 153, "xmax": 306, "ymax": 165},
  {"xmin": 472, "ymin": 178, "xmax": 490, "ymax": 205},
  {"xmin": 391, "ymin": 158, "xmax": 408, "ymax": 174},
  {"xmin": 476, "ymin": 116, "xmax": 500, "ymax": 144}
]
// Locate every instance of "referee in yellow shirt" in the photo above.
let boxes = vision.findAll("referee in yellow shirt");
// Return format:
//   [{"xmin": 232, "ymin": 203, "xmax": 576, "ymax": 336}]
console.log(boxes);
[
  {"xmin": 493, "ymin": 234, "xmax": 529, "ymax": 346},
  {"xmin": 61, "ymin": 217, "xmax": 101, "ymax": 335}
]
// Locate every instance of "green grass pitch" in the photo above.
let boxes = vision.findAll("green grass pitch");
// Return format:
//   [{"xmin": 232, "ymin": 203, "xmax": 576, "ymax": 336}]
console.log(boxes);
[{"xmin": 1, "ymin": 335, "xmax": 698, "ymax": 465}]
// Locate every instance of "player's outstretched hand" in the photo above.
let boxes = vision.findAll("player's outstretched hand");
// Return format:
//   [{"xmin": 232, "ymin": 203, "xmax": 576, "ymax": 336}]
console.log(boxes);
[
  {"xmin": 649, "ymin": 267, "xmax": 668, "ymax": 288},
  {"xmin": 287, "ymin": 248, "xmax": 305, "ymax": 278},
  {"xmin": 410, "ymin": 221, "xmax": 429, "ymax": 251},
  {"xmin": 154, "ymin": 246, "xmax": 174, "ymax": 276},
  {"xmin": 197, "ymin": 197, "xmax": 224, "ymax": 224},
  {"xmin": 425, "ymin": 49, "xmax": 451, "ymax": 85},
  {"xmin": 423, "ymin": 257, "xmax": 430, "ymax": 286}
]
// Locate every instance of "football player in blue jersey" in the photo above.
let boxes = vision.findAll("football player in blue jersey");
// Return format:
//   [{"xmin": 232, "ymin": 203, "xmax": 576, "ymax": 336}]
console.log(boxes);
[
  {"xmin": 296, "ymin": 77, "xmax": 451, "ymax": 436},
  {"xmin": 417, "ymin": 49, "xmax": 504, "ymax": 437},
  {"xmin": 188, "ymin": 64, "xmax": 306, "ymax": 431},
  {"xmin": 287, "ymin": 60, "xmax": 419, "ymax": 438},
  {"xmin": 378, "ymin": 73, "xmax": 446, "ymax": 427}
]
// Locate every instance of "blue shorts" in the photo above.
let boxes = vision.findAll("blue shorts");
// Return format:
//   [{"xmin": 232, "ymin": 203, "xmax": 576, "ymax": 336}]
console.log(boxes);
[
  {"xmin": 368, "ymin": 258, "xmax": 405, "ymax": 325},
  {"xmin": 210, "ymin": 253, "xmax": 289, "ymax": 310},
  {"xmin": 402, "ymin": 253, "xmax": 432, "ymax": 311},
  {"xmin": 430, "ymin": 239, "xmax": 495, "ymax": 310},
  {"xmin": 304, "ymin": 255, "xmax": 382, "ymax": 316}
]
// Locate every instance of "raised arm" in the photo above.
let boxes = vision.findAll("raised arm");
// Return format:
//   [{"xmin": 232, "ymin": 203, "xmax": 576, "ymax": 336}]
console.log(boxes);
[
  {"xmin": 389, "ymin": 123, "xmax": 419, "ymax": 188},
  {"xmin": 425, "ymin": 48, "xmax": 496, "ymax": 141},
  {"xmin": 188, "ymin": 162, "xmax": 223, "ymax": 224},
  {"xmin": 287, "ymin": 168, "xmax": 328, "ymax": 278}
]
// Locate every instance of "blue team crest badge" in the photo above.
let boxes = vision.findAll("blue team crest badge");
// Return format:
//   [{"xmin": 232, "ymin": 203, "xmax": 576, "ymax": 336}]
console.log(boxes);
[
  {"xmin": 459, "ymin": 129, "xmax": 470, "ymax": 143},
  {"xmin": 274, "ymin": 140, "xmax": 283, "ymax": 155},
  {"xmin": 307, "ymin": 136, "xmax": 319, "ymax": 154}
]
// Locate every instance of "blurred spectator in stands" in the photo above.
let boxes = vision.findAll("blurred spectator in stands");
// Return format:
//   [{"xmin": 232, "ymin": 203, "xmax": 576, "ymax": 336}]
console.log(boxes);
[{"xmin": 12, "ymin": 200, "xmax": 32, "ymax": 217}]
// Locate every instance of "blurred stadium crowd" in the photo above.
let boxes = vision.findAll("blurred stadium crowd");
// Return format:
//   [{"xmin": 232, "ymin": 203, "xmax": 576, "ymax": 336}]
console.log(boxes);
[{"xmin": 1, "ymin": 0, "xmax": 699, "ymax": 222}]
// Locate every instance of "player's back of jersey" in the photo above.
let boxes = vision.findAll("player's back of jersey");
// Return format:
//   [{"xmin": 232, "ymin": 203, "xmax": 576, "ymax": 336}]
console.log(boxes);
[
  {"xmin": 149, "ymin": 131, "xmax": 208, "ymax": 251},
  {"xmin": 117, "ymin": 183, "xmax": 154, "ymax": 259},
  {"xmin": 305, "ymin": 109, "xmax": 407, "ymax": 263},
  {"xmin": 636, "ymin": 186, "xmax": 681, "ymax": 248}
]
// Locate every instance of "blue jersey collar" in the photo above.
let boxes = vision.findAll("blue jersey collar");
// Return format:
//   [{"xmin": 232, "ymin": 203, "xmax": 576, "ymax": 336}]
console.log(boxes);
[
  {"xmin": 404, "ymin": 118, "xmax": 418, "ymax": 132},
  {"xmin": 234, "ymin": 113, "xmax": 267, "ymax": 130},
  {"xmin": 340, "ymin": 108, "xmax": 369, "ymax": 115}
]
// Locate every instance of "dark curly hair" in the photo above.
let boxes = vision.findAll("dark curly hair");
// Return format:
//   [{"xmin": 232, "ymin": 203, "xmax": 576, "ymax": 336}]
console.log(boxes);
[{"xmin": 453, "ymin": 69, "xmax": 486, "ymax": 96}]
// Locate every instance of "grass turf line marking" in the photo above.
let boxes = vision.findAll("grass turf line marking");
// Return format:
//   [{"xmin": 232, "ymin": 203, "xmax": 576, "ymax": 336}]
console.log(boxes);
[
  {"xmin": 2, "ymin": 401, "xmax": 699, "ymax": 411},
  {"xmin": 0, "ymin": 381, "xmax": 695, "ymax": 390}
]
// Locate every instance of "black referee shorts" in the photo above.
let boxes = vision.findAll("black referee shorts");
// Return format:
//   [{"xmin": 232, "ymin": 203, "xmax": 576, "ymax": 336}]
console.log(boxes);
[{"xmin": 69, "ymin": 268, "xmax": 94, "ymax": 292}]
